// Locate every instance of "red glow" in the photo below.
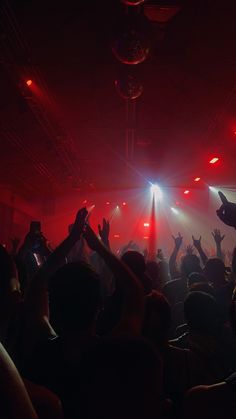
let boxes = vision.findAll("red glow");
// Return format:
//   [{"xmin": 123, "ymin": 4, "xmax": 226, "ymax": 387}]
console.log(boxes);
[
  {"xmin": 82, "ymin": 200, "xmax": 87, "ymax": 204},
  {"xmin": 175, "ymin": 201, "xmax": 180, "ymax": 206},
  {"xmin": 26, "ymin": 79, "xmax": 32, "ymax": 86},
  {"xmin": 122, "ymin": 202, "xmax": 127, "ymax": 206},
  {"xmin": 106, "ymin": 201, "xmax": 110, "ymax": 205},
  {"xmin": 143, "ymin": 222, "xmax": 150, "ymax": 227},
  {"xmin": 184, "ymin": 190, "xmax": 190, "ymax": 195},
  {"xmin": 114, "ymin": 234, "xmax": 120, "ymax": 238},
  {"xmin": 143, "ymin": 236, "xmax": 149, "ymax": 240},
  {"xmin": 209, "ymin": 157, "xmax": 219, "ymax": 164},
  {"xmin": 194, "ymin": 177, "xmax": 201, "ymax": 182}
]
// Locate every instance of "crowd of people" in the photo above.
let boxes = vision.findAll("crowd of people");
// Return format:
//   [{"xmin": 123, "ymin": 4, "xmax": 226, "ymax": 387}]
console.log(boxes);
[{"xmin": 1, "ymin": 191, "xmax": 236, "ymax": 418}]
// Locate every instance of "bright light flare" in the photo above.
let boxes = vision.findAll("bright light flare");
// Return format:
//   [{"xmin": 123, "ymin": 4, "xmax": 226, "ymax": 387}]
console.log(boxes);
[
  {"xmin": 209, "ymin": 186, "xmax": 218, "ymax": 194},
  {"xmin": 113, "ymin": 234, "xmax": 120, "ymax": 238},
  {"xmin": 150, "ymin": 183, "xmax": 163, "ymax": 201},
  {"xmin": 209, "ymin": 157, "xmax": 219, "ymax": 164},
  {"xmin": 122, "ymin": 202, "xmax": 127, "ymax": 206},
  {"xmin": 194, "ymin": 177, "xmax": 201, "ymax": 182},
  {"xmin": 26, "ymin": 79, "xmax": 32, "ymax": 86},
  {"xmin": 184, "ymin": 190, "xmax": 190, "ymax": 195},
  {"xmin": 171, "ymin": 207, "xmax": 179, "ymax": 214},
  {"xmin": 106, "ymin": 201, "xmax": 110, "ymax": 205},
  {"xmin": 143, "ymin": 222, "xmax": 150, "ymax": 227}
]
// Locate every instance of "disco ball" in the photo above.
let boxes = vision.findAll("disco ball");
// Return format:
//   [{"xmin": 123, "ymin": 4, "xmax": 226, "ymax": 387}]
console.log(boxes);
[
  {"xmin": 112, "ymin": 28, "xmax": 150, "ymax": 65},
  {"xmin": 115, "ymin": 75, "xmax": 143, "ymax": 100},
  {"xmin": 121, "ymin": 0, "xmax": 145, "ymax": 5}
]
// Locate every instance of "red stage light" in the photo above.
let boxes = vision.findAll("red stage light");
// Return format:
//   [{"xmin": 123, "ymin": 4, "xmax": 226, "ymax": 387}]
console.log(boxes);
[
  {"xmin": 143, "ymin": 222, "xmax": 150, "ymax": 227},
  {"xmin": 209, "ymin": 157, "xmax": 219, "ymax": 164},
  {"xmin": 122, "ymin": 202, "xmax": 127, "ymax": 206},
  {"xmin": 143, "ymin": 236, "xmax": 149, "ymax": 239},
  {"xmin": 114, "ymin": 234, "xmax": 120, "ymax": 238},
  {"xmin": 184, "ymin": 190, "xmax": 190, "ymax": 195},
  {"xmin": 106, "ymin": 201, "xmax": 110, "ymax": 205},
  {"xmin": 194, "ymin": 177, "xmax": 201, "ymax": 182},
  {"xmin": 82, "ymin": 200, "xmax": 87, "ymax": 204},
  {"xmin": 26, "ymin": 79, "xmax": 32, "ymax": 86}
]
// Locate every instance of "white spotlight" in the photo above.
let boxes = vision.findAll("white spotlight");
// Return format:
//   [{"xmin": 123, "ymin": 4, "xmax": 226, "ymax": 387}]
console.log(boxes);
[
  {"xmin": 209, "ymin": 186, "xmax": 218, "ymax": 194},
  {"xmin": 171, "ymin": 207, "xmax": 179, "ymax": 214},
  {"xmin": 150, "ymin": 183, "xmax": 163, "ymax": 201}
]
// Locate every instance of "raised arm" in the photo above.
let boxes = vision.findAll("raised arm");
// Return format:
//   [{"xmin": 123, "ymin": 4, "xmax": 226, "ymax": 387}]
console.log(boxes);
[
  {"xmin": 192, "ymin": 235, "xmax": 208, "ymax": 266},
  {"xmin": 25, "ymin": 208, "xmax": 88, "ymax": 323},
  {"xmin": 98, "ymin": 218, "xmax": 110, "ymax": 249},
  {"xmin": 211, "ymin": 229, "xmax": 225, "ymax": 260},
  {"xmin": 169, "ymin": 233, "xmax": 183, "ymax": 279},
  {"xmin": 84, "ymin": 225, "xmax": 144, "ymax": 336}
]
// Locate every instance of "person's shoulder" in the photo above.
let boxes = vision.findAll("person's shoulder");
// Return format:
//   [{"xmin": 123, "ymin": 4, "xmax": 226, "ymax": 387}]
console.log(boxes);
[{"xmin": 163, "ymin": 277, "xmax": 182, "ymax": 290}]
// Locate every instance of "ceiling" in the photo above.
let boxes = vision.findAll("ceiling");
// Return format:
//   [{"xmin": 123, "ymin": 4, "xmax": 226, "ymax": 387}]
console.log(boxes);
[{"xmin": 1, "ymin": 0, "xmax": 236, "ymax": 203}]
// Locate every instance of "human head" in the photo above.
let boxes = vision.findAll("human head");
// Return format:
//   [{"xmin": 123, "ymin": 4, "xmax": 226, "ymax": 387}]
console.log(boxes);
[
  {"xmin": 49, "ymin": 262, "xmax": 101, "ymax": 335},
  {"xmin": 143, "ymin": 291, "xmax": 171, "ymax": 347},
  {"xmin": 121, "ymin": 251, "xmax": 151, "ymax": 293},
  {"xmin": 184, "ymin": 291, "xmax": 222, "ymax": 335},
  {"xmin": 204, "ymin": 258, "xmax": 226, "ymax": 287},
  {"xmin": 181, "ymin": 254, "xmax": 202, "ymax": 279},
  {"xmin": 121, "ymin": 251, "xmax": 146, "ymax": 277},
  {"xmin": 187, "ymin": 272, "xmax": 207, "ymax": 289},
  {"xmin": 146, "ymin": 261, "xmax": 160, "ymax": 290}
]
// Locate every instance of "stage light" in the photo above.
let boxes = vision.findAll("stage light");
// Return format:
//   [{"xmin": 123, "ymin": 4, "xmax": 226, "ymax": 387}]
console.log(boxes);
[
  {"xmin": 106, "ymin": 201, "xmax": 110, "ymax": 205},
  {"xmin": 184, "ymin": 190, "xmax": 190, "ymax": 195},
  {"xmin": 114, "ymin": 234, "xmax": 120, "ymax": 238},
  {"xmin": 82, "ymin": 200, "xmax": 87, "ymax": 205},
  {"xmin": 143, "ymin": 236, "xmax": 149, "ymax": 240},
  {"xmin": 150, "ymin": 183, "xmax": 163, "ymax": 200},
  {"xmin": 209, "ymin": 186, "xmax": 218, "ymax": 194},
  {"xmin": 143, "ymin": 222, "xmax": 150, "ymax": 227},
  {"xmin": 209, "ymin": 157, "xmax": 219, "ymax": 164},
  {"xmin": 116, "ymin": 205, "xmax": 119, "ymax": 209},
  {"xmin": 26, "ymin": 79, "xmax": 32, "ymax": 86},
  {"xmin": 171, "ymin": 207, "xmax": 179, "ymax": 214},
  {"xmin": 194, "ymin": 177, "xmax": 201, "ymax": 182},
  {"xmin": 122, "ymin": 202, "xmax": 127, "ymax": 206}
]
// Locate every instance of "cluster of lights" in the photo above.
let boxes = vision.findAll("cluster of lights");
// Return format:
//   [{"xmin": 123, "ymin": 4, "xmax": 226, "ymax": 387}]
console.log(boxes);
[{"xmin": 182, "ymin": 156, "xmax": 220, "ymax": 196}]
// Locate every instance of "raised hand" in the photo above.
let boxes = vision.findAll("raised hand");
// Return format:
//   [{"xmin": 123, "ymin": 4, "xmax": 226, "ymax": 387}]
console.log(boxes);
[
  {"xmin": 186, "ymin": 245, "xmax": 194, "ymax": 255},
  {"xmin": 98, "ymin": 218, "xmax": 110, "ymax": 247},
  {"xmin": 212, "ymin": 229, "xmax": 225, "ymax": 244},
  {"xmin": 172, "ymin": 232, "xmax": 183, "ymax": 249},
  {"xmin": 69, "ymin": 207, "xmax": 88, "ymax": 240},
  {"xmin": 83, "ymin": 224, "xmax": 101, "ymax": 252},
  {"xmin": 217, "ymin": 191, "xmax": 236, "ymax": 228},
  {"xmin": 192, "ymin": 235, "xmax": 202, "ymax": 249}
]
